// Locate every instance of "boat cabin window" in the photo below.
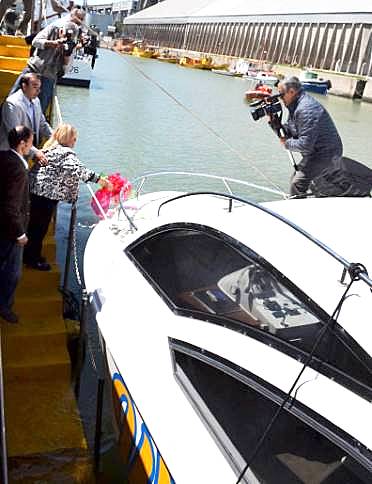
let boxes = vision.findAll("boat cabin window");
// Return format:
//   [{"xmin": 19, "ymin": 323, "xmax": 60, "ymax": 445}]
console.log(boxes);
[
  {"xmin": 172, "ymin": 344, "xmax": 371, "ymax": 484},
  {"xmin": 128, "ymin": 227, "xmax": 371, "ymax": 398}
]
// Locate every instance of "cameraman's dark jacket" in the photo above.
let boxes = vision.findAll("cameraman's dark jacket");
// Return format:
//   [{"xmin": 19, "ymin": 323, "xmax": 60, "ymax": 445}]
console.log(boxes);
[
  {"xmin": 284, "ymin": 90, "xmax": 342, "ymax": 171},
  {"xmin": 29, "ymin": 24, "xmax": 67, "ymax": 80}
]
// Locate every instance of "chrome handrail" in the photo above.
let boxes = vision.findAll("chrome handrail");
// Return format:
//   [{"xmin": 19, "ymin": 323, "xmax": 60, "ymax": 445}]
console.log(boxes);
[
  {"xmin": 118, "ymin": 171, "xmax": 288, "ymax": 232},
  {"xmin": 131, "ymin": 171, "xmax": 288, "ymax": 199}
]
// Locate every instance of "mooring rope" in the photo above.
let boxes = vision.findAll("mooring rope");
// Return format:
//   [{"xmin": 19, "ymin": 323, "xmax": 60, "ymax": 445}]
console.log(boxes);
[{"xmin": 121, "ymin": 54, "xmax": 288, "ymax": 197}]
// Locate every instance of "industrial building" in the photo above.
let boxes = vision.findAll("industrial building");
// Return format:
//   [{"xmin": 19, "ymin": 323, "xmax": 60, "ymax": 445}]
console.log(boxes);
[{"xmin": 122, "ymin": 1, "xmax": 372, "ymax": 76}]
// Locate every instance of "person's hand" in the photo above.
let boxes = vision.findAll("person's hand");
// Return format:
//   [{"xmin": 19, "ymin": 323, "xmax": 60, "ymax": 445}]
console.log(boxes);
[
  {"xmin": 47, "ymin": 39, "xmax": 64, "ymax": 48},
  {"xmin": 98, "ymin": 177, "xmax": 113, "ymax": 190},
  {"xmin": 34, "ymin": 149, "xmax": 48, "ymax": 166},
  {"xmin": 16, "ymin": 234, "xmax": 28, "ymax": 247},
  {"xmin": 279, "ymin": 137, "xmax": 286, "ymax": 146}
]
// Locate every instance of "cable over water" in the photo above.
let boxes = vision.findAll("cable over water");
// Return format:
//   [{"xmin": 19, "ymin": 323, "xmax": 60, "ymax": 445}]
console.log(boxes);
[{"xmin": 121, "ymin": 55, "xmax": 288, "ymax": 198}]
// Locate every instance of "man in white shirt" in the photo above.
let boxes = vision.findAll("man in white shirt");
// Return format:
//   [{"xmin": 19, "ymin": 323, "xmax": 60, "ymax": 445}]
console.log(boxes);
[
  {"xmin": 0, "ymin": 72, "xmax": 52, "ymax": 164},
  {"xmin": 0, "ymin": 126, "xmax": 33, "ymax": 324}
]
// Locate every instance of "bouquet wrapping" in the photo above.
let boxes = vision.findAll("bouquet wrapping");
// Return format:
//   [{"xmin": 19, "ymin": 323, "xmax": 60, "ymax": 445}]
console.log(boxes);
[{"xmin": 91, "ymin": 172, "xmax": 132, "ymax": 218}]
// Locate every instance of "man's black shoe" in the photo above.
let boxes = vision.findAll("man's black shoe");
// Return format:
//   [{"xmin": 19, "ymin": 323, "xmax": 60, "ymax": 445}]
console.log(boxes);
[
  {"xmin": 0, "ymin": 307, "xmax": 18, "ymax": 324},
  {"xmin": 25, "ymin": 260, "xmax": 51, "ymax": 271}
]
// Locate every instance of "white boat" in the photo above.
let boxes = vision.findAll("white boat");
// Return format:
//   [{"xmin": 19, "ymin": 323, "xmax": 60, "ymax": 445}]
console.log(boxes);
[
  {"xmin": 58, "ymin": 50, "xmax": 94, "ymax": 88},
  {"xmin": 212, "ymin": 69, "xmax": 243, "ymax": 77},
  {"xmin": 84, "ymin": 173, "xmax": 372, "ymax": 483},
  {"xmin": 243, "ymin": 70, "xmax": 279, "ymax": 86}
]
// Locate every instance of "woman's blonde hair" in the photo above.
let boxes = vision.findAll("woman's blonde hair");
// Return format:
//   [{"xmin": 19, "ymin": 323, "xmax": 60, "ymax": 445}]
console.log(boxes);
[{"xmin": 43, "ymin": 123, "xmax": 78, "ymax": 150}]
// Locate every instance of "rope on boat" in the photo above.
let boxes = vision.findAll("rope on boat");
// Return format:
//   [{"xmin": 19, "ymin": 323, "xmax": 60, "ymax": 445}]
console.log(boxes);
[
  {"xmin": 235, "ymin": 264, "xmax": 369, "ymax": 484},
  {"xmin": 120, "ymin": 55, "xmax": 288, "ymax": 198}
]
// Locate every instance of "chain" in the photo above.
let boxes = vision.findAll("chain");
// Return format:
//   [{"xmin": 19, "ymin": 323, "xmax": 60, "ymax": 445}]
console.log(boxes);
[{"xmin": 72, "ymin": 214, "xmax": 83, "ymax": 288}]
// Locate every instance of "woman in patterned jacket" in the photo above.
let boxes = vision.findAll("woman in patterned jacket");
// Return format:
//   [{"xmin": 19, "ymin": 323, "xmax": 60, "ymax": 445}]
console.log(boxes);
[{"xmin": 24, "ymin": 123, "xmax": 110, "ymax": 271}]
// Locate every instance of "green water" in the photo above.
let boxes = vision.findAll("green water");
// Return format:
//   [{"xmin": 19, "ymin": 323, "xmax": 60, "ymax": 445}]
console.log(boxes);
[{"xmin": 56, "ymin": 48, "xmax": 372, "ymax": 225}]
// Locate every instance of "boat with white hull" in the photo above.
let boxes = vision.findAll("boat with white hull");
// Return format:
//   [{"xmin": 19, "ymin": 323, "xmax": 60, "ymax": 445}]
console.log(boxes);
[
  {"xmin": 243, "ymin": 71, "xmax": 279, "ymax": 86},
  {"xmin": 84, "ymin": 173, "xmax": 372, "ymax": 483},
  {"xmin": 58, "ymin": 51, "xmax": 94, "ymax": 88}
]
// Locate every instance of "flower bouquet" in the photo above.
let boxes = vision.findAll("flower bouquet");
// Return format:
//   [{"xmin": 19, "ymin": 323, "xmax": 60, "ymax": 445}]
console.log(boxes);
[{"xmin": 91, "ymin": 172, "xmax": 132, "ymax": 218}]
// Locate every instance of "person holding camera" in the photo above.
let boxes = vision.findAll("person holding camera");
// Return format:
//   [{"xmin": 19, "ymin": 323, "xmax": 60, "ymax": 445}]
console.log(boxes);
[
  {"xmin": 10, "ymin": 20, "xmax": 79, "ymax": 113},
  {"xmin": 277, "ymin": 76, "xmax": 343, "ymax": 196}
]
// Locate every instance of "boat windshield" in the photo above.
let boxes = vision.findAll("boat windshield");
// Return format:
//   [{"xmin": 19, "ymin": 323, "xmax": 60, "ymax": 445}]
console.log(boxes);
[{"xmin": 128, "ymin": 226, "xmax": 371, "ymax": 399}]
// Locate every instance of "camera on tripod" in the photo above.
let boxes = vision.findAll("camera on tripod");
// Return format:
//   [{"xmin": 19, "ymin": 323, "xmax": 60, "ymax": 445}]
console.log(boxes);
[
  {"xmin": 62, "ymin": 29, "xmax": 77, "ymax": 56},
  {"xmin": 250, "ymin": 93, "xmax": 283, "ymax": 121}
]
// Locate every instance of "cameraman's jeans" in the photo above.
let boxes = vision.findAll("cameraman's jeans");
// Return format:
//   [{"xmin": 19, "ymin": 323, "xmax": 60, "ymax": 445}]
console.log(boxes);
[{"xmin": 290, "ymin": 156, "xmax": 338, "ymax": 196}]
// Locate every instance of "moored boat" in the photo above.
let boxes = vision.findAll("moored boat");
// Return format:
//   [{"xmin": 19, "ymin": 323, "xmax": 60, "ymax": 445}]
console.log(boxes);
[
  {"xmin": 58, "ymin": 50, "xmax": 94, "ymax": 88},
  {"xmin": 84, "ymin": 172, "xmax": 372, "ymax": 483},
  {"xmin": 245, "ymin": 83, "xmax": 273, "ymax": 100},
  {"xmin": 299, "ymin": 70, "xmax": 332, "ymax": 95},
  {"xmin": 179, "ymin": 56, "xmax": 213, "ymax": 69},
  {"xmin": 132, "ymin": 45, "xmax": 159, "ymax": 58},
  {"xmin": 243, "ymin": 70, "xmax": 279, "ymax": 85}
]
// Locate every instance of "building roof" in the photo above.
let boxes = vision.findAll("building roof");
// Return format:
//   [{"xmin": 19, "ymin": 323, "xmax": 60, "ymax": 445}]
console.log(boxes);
[{"xmin": 125, "ymin": 0, "xmax": 372, "ymax": 22}]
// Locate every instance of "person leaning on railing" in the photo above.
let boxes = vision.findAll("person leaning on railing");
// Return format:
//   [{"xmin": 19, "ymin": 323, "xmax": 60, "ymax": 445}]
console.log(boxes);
[
  {"xmin": 10, "ymin": 19, "xmax": 80, "ymax": 114},
  {"xmin": 24, "ymin": 123, "xmax": 110, "ymax": 271}
]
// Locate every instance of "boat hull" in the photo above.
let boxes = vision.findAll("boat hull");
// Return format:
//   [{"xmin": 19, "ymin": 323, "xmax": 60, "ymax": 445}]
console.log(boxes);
[
  {"xmin": 58, "ymin": 55, "xmax": 92, "ymax": 89},
  {"xmin": 243, "ymin": 74, "xmax": 278, "ymax": 86},
  {"xmin": 212, "ymin": 69, "xmax": 243, "ymax": 77},
  {"xmin": 107, "ymin": 350, "xmax": 175, "ymax": 483},
  {"xmin": 301, "ymin": 81, "xmax": 329, "ymax": 95}
]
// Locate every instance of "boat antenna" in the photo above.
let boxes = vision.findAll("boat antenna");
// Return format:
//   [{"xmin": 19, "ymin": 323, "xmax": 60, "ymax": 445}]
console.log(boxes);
[
  {"xmin": 235, "ymin": 262, "xmax": 369, "ymax": 484},
  {"xmin": 121, "ymin": 57, "xmax": 288, "ymax": 198}
]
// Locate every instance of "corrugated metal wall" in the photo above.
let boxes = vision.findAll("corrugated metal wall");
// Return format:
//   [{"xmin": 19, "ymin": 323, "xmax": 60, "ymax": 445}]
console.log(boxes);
[{"xmin": 123, "ymin": 21, "xmax": 372, "ymax": 76}]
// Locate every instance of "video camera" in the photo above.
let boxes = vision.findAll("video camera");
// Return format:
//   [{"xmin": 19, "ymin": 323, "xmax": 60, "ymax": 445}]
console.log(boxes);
[
  {"xmin": 250, "ymin": 93, "xmax": 283, "ymax": 121},
  {"xmin": 62, "ymin": 29, "xmax": 77, "ymax": 56}
]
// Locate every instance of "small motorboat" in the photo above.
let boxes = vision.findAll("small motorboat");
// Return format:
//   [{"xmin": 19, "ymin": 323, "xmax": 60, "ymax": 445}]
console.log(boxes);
[
  {"xmin": 179, "ymin": 56, "xmax": 213, "ymax": 70},
  {"xmin": 212, "ymin": 68, "xmax": 243, "ymax": 77},
  {"xmin": 243, "ymin": 70, "xmax": 279, "ymax": 86},
  {"xmin": 84, "ymin": 171, "xmax": 372, "ymax": 483},
  {"xmin": 245, "ymin": 83, "xmax": 273, "ymax": 101},
  {"xmin": 299, "ymin": 70, "xmax": 332, "ymax": 95},
  {"xmin": 58, "ymin": 50, "xmax": 94, "ymax": 88},
  {"xmin": 157, "ymin": 50, "xmax": 178, "ymax": 63},
  {"xmin": 132, "ymin": 45, "xmax": 159, "ymax": 58}
]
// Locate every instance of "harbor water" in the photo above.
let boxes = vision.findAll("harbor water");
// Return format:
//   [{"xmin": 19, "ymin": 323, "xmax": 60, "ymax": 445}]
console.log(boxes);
[
  {"xmin": 55, "ymin": 48, "xmax": 372, "ymax": 479},
  {"xmin": 57, "ymin": 48, "xmax": 372, "ymax": 218}
]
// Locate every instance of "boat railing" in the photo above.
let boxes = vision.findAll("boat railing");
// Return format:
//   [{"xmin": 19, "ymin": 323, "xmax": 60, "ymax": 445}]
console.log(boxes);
[
  {"xmin": 86, "ymin": 172, "xmax": 371, "ymax": 289},
  {"xmin": 0, "ymin": 328, "xmax": 9, "ymax": 484},
  {"xmin": 117, "ymin": 171, "xmax": 287, "ymax": 233},
  {"xmin": 157, "ymin": 191, "xmax": 372, "ymax": 290},
  {"xmin": 131, "ymin": 171, "xmax": 287, "ymax": 199}
]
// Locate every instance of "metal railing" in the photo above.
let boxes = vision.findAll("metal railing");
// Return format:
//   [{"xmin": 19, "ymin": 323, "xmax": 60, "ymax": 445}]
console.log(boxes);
[
  {"xmin": 131, "ymin": 171, "xmax": 288, "ymax": 199},
  {"xmin": 119, "ymin": 170, "xmax": 288, "ymax": 232}
]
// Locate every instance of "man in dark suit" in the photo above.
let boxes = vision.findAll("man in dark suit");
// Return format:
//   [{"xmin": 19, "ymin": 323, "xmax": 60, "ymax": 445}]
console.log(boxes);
[{"xmin": 0, "ymin": 126, "xmax": 33, "ymax": 324}]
